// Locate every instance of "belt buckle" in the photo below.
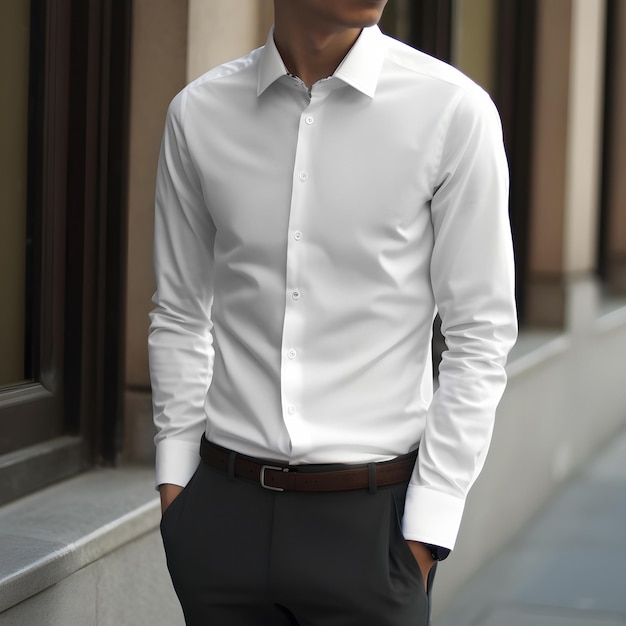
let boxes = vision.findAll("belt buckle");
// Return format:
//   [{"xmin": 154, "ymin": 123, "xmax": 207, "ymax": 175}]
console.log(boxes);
[{"xmin": 260, "ymin": 464, "xmax": 288, "ymax": 491}]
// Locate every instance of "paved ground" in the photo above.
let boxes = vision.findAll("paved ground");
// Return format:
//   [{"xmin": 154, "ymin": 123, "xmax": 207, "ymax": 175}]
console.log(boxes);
[{"xmin": 435, "ymin": 426, "xmax": 626, "ymax": 626}]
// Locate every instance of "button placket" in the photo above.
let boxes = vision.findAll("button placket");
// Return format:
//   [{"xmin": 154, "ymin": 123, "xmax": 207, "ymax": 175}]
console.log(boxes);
[{"xmin": 280, "ymin": 105, "xmax": 318, "ymax": 446}]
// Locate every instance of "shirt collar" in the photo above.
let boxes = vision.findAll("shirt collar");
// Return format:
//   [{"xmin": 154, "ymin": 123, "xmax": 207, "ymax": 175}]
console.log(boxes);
[{"xmin": 257, "ymin": 25, "xmax": 386, "ymax": 98}]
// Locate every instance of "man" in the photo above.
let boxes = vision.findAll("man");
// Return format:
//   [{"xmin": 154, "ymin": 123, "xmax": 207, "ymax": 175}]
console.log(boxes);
[{"xmin": 149, "ymin": 1, "xmax": 517, "ymax": 624}]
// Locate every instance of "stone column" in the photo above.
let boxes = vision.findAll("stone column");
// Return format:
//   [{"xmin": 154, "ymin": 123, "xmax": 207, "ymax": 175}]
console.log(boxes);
[
  {"xmin": 526, "ymin": 0, "xmax": 607, "ymax": 327},
  {"xmin": 124, "ymin": 0, "xmax": 189, "ymax": 461},
  {"xmin": 187, "ymin": 0, "xmax": 272, "ymax": 82}
]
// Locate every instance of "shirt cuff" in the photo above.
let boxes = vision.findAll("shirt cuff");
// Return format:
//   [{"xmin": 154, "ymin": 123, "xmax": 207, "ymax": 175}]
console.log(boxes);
[
  {"xmin": 155, "ymin": 438, "xmax": 202, "ymax": 490},
  {"xmin": 401, "ymin": 484, "xmax": 466, "ymax": 550}
]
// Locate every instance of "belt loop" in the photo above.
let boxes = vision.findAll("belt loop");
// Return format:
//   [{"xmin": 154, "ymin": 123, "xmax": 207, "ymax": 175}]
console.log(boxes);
[
  {"xmin": 227, "ymin": 451, "xmax": 237, "ymax": 480},
  {"xmin": 368, "ymin": 463, "xmax": 377, "ymax": 494}
]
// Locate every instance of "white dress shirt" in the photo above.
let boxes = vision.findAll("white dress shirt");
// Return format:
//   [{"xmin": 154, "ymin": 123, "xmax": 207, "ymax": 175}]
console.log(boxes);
[{"xmin": 149, "ymin": 25, "xmax": 517, "ymax": 549}]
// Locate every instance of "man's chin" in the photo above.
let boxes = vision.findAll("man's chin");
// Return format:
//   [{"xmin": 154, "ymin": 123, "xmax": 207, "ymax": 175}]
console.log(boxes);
[{"xmin": 344, "ymin": 12, "xmax": 385, "ymax": 29}]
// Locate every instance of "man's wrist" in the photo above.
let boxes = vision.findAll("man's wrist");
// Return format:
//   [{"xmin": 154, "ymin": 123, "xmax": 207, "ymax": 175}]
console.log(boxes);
[
  {"xmin": 420, "ymin": 542, "xmax": 451, "ymax": 561},
  {"xmin": 159, "ymin": 483, "xmax": 185, "ymax": 514}
]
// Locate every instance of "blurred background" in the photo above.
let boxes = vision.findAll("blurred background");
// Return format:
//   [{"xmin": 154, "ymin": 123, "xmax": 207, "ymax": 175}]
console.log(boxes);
[{"xmin": 0, "ymin": 0, "xmax": 625, "ymax": 624}]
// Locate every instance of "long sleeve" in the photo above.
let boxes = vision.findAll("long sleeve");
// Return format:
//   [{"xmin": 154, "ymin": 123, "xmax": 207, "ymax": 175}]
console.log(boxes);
[
  {"xmin": 402, "ymin": 86, "xmax": 518, "ymax": 549},
  {"xmin": 149, "ymin": 92, "xmax": 216, "ymax": 488}
]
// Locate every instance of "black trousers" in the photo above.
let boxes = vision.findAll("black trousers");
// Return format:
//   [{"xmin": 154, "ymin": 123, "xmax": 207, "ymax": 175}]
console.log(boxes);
[{"xmin": 161, "ymin": 450, "xmax": 436, "ymax": 626}]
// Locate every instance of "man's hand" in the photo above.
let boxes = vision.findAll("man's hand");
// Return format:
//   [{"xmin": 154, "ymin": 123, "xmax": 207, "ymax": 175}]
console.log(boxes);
[
  {"xmin": 159, "ymin": 483, "xmax": 184, "ymax": 515},
  {"xmin": 406, "ymin": 541, "xmax": 436, "ymax": 592}
]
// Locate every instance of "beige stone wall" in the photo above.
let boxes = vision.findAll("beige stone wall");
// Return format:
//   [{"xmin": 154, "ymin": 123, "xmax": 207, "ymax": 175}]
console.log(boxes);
[
  {"xmin": 187, "ymin": 0, "xmax": 273, "ymax": 81},
  {"xmin": 528, "ymin": 0, "xmax": 572, "ymax": 279},
  {"xmin": 524, "ymin": 0, "xmax": 572, "ymax": 326},
  {"xmin": 563, "ymin": 0, "xmax": 606, "ymax": 274},
  {"xmin": 124, "ymin": 0, "xmax": 189, "ymax": 459},
  {"xmin": 126, "ymin": 0, "xmax": 188, "ymax": 390},
  {"xmin": 526, "ymin": 0, "xmax": 608, "ymax": 327},
  {"xmin": 451, "ymin": 0, "xmax": 497, "ymax": 94}
]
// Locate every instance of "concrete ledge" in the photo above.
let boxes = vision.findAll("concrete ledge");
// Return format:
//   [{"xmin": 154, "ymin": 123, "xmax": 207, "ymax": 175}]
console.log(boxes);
[
  {"xmin": 506, "ymin": 330, "xmax": 569, "ymax": 379},
  {"xmin": 0, "ymin": 467, "xmax": 159, "ymax": 613},
  {"xmin": 594, "ymin": 297, "xmax": 626, "ymax": 333}
]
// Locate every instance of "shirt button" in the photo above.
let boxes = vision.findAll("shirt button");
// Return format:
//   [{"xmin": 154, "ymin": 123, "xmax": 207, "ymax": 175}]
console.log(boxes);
[
  {"xmin": 294, "ymin": 231, "xmax": 303, "ymax": 241},
  {"xmin": 287, "ymin": 349, "xmax": 297, "ymax": 359},
  {"xmin": 299, "ymin": 171, "xmax": 309, "ymax": 182},
  {"xmin": 305, "ymin": 115, "xmax": 314, "ymax": 125},
  {"xmin": 291, "ymin": 290, "xmax": 301, "ymax": 301},
  {"xmin": 287, "ymin": 405, "xmax": 297, "ymax": 415}
]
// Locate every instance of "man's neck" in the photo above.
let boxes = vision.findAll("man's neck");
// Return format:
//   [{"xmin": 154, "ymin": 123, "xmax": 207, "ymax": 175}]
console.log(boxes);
[{"xmin": 273, "ymin": 10, "xmax": 362, "ymax": 89}]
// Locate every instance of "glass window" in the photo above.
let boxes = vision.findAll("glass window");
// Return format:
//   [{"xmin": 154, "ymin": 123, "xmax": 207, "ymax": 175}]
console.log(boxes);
[
  {"xmin": 451, "ymin": 0, "xmax": 498, "ymax": 95},
  {"xmin": 0, "ymin": 1, "xmax": 31, "ymax": 388}
]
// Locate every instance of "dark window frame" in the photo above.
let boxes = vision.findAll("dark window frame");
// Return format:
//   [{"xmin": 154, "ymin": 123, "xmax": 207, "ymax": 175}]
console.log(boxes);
[
  {"xmin": 0, "ymin": 0, "xmax": 78, "ymax": 505},
  {"xmin": 379, "ymin": 0, "xmax": 452, "ymax": 61},
  {"xmin": 409, "ymin": 0, "xmax": 453, "ymax": 62},
  {"xmin": 598, "ymin": 0, "xmax": 618, "ymax": 286},
  {"xmin": 494, "ymin": 0, "xmax": 538, "ymax": 324},
  {"xmin": 0, "ymin": 0, "xmax": 131, "ymax": 506}
]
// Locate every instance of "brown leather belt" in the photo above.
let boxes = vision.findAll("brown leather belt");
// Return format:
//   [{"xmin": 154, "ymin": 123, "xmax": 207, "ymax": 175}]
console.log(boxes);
[{"xmin": 200, "ymin": 437, "xmax": 417, "ymax": 492}]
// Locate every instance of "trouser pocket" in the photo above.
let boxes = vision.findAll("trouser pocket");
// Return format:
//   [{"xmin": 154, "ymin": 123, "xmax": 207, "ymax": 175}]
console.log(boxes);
[
  {"xmin": 388, "ymin": 483, "xmax": 428, "ymax": 590},
  {"xmin": 159, "ymin": 467, "xmax": 198, "ymax": 538},
  {"xmin": 389, "ymin": 482, "xmax": 438, "ymax": 624}
]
